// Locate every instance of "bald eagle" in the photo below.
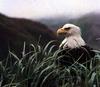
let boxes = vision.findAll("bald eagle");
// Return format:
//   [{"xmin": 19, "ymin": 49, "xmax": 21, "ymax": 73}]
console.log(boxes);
[{"xmin": 56, "ymin": 24, "xmax": 95, "ymax": 66}]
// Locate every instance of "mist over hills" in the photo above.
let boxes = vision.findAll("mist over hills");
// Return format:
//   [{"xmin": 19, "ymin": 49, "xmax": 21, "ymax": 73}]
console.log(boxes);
[
  {"xmin": 39, "ymin": 13, "xmax": 100, "ymax": 49},
  {"xmin": 38, "ymin": 16, "xmax": 69, "ymax": 31}
]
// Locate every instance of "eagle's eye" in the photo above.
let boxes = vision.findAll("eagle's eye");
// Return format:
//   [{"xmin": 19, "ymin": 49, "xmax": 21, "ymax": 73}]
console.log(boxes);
[{"xmin": 64, "ymin": 27, "xmax": 71, "ymax": 30}]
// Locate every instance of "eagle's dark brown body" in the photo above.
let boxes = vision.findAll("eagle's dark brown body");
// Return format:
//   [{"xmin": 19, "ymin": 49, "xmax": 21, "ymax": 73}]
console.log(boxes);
[{"xmin": 57, "ymin": 45, "xmax": 95, "ymax": 66}]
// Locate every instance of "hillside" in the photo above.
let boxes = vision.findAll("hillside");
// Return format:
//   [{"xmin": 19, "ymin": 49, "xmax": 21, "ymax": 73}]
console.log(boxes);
[{"xmin": 0, "ymin": 13, "xmax": 57, "ymax": 60}]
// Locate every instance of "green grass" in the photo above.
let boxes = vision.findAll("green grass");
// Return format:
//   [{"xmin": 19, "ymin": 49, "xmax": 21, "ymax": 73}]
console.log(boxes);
[{"xmin": 0, "ymin": 41, "xmax": 100, "ymax": 87}]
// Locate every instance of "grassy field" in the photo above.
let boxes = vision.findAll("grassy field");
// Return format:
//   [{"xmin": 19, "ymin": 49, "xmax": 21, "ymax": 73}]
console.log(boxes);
[{"xmin": 0, "ymin": 41, "xmax": 100, "ymax": 87}]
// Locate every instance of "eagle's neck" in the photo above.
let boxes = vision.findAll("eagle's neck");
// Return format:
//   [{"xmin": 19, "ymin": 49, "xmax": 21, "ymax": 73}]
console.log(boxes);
[{"xmin": 60, "ymin": 35, "xmax": 86, "ymax": 49}]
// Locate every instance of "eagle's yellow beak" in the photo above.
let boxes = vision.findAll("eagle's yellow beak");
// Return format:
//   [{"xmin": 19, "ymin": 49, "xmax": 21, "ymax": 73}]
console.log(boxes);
[{"xmin": 57, "ymin": 28, "xmax": 66, "ymax": 35}]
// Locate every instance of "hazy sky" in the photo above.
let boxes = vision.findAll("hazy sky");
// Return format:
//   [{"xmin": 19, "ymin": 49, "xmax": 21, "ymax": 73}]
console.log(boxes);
[{"xmin": 0, "ymin": 0, "xmax": 100, "ymax": 19}]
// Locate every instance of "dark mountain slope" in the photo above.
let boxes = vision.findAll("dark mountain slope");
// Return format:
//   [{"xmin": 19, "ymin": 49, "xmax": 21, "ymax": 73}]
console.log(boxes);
[{"xmin": 0, "ymin": 13, "xmax": 57, "ymax": 60}]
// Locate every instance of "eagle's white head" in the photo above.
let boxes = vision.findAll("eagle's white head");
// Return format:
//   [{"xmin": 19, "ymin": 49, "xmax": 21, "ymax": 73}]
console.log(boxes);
[{"xmin": 57, "ymin": 24, "xmax": 86, "ymax": 48}]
